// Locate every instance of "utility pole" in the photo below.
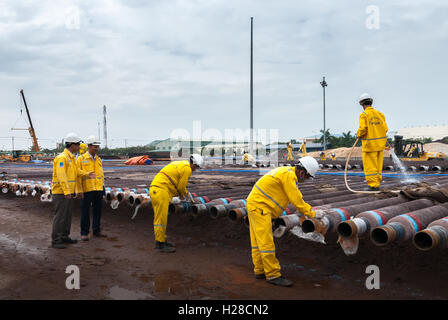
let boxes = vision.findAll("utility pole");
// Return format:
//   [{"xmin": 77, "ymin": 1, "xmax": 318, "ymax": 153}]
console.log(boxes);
[
  {"xmin": 320, "ymin": 76, "xmax": 328, "ymax": 151},
  {"xmin": 249, "ymin": 17, "xmax": 254, "ymax": 156},
  {"xmin": 103, "ymin": 105, "xmax": 108, "ymax": 148},
  {"xmin": 98, "ymin": 121, "xmax": 101, "ymax": 142}
]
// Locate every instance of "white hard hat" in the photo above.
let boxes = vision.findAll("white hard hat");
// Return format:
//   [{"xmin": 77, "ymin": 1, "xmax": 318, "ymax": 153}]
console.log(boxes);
[
  {"xmin": 297, "ymin": 156, "xmax": 319, "ymax": 178},
  {"xmin": 331, "ymin": 153, "xmax": 336, "ymax": 156},
  {"xmin": 190, "ymin": 153, "xmax": 204, "ymax": 168},
  {"xmin": 359, "ymin": 93, "xmax": 373, "ymax": 103},
  {"xmin": 65, "ymin": 132, "xmax": 82, "ymax": 143},
  {"xmin": 86, "ymin": 135, "xmax": 101, "ymax": 146}
]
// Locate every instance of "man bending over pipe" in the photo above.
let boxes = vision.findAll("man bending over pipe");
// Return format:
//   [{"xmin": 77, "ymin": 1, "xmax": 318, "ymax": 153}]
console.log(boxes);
[
  {"xmin": 246, "ymin": 156, "xmax": 324, "ymax": 287},
  {"xmin": 149, "ymin": 154, "xmax": 204, "ymax": 253},
  {"xmin": 356, "ymin": 93, "xmax": 388, "ymax": 191}
]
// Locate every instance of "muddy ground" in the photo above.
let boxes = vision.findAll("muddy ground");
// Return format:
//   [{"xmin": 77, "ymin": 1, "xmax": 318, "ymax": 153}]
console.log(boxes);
[{"xmin": 1, "ymin": 193, "xmax": 448, "ymax": 300}]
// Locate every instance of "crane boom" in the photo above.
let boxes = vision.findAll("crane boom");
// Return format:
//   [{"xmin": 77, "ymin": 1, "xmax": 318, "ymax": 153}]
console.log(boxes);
[{"xmin": 19, "ymin": 89, "xmax": 40, "ymax": 152}]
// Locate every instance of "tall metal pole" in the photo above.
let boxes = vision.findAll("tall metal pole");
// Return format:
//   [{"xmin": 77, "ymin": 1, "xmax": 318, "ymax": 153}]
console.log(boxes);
[
  {"xmin": 249, "ymin": 17, "xmax": 254, "ymax": 155},
  {"xmin": 103, "ymin": 105, "xmax": 108, "ymax": 148},
  {"xmin": 98, "ymin": 121, "xmax": 101, "ymax": 142},
  {"xmin": 320, "ymin": 76, "xmax": 328, "ymax": 150}
]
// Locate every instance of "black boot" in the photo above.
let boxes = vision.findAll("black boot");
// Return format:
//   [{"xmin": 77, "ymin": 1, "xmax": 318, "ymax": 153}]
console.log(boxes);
[
  {"xmin": 267, "ymin": 276, "xmax": 293, "ymax": 287},
  {"xmin": 155, "ymin": 241, "xmax": 176, "ymax": 253}
]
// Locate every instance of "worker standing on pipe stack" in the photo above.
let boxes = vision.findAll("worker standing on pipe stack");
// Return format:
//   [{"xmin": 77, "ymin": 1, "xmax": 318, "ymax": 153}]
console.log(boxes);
[
  {"xmin": 76, "ymin": 136, "xmax": 106, "ymax": 241},
  {"xmin": 357, "ymin": 93, "xmax": 388, "ymax": 191},
  {"xmin": 287, "ymin": 142, "xmax": 294, "ymax": 161},
  {"xmin": 331, "ymin": 152, "xmax": 337, "ymax": 160},
  {"xmin": 51, "ymin": 133, "xmax": 96, "ymax": 249},
  {"xmin": 246, "ymin": 156, "xmax": 324, "ymax": 287},
  {"xmin": 149, "ymin": 154, "xmax": 204, "ymax": 253}
]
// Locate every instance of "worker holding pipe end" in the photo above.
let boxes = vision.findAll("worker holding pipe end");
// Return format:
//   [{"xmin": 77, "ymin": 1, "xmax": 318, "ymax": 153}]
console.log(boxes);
[
  {"xmin": 356, "ymin": 93, "xmax": 388, "ymax": 191},
  {"xmin": 149, "ymin": 154, "xmax": 204, "ymax": 253},
  {"xmin": 51, "ymin": 133, "xmax": 96, "ymax": 249},
  {"xmin": 76, "ymin": 136, "xmax": 106, "ymax": 241},
  {"xmin": 246, "ymin": 156, "xmax": 323, "ymax": 287}
]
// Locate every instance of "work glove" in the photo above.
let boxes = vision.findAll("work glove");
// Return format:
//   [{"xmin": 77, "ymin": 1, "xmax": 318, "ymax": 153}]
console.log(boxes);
[{"xmin": 313, "ymin": 209, "xmax": 325, "ymax": 219}]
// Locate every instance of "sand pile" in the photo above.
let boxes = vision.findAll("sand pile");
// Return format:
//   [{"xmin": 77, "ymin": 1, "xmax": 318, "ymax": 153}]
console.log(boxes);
[{"xmin": 423, "ymin": 142, "xmax": 448, "ymax": 155}]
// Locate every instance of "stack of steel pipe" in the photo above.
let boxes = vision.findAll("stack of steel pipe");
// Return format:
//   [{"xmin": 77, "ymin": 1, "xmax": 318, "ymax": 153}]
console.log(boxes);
[
  {"xmin": 371, "ymin": 203, "xmax": 448, "ymax": 246},
  {"xmin": 302, "ymin": 196, "xmax": 408, "ymax": 235}
]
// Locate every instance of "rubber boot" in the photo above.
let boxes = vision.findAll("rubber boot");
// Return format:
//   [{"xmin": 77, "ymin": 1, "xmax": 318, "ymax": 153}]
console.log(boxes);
[
  {"xmin": 155, "ymin": 241, "xmax": 176, "ymax": 253},
  {"xmin": 267, "ymin": 276, "xmax": 293, "ymax": 287}
]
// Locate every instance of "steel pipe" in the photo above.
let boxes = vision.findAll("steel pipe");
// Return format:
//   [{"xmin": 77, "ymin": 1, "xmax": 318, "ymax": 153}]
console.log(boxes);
[
  {"xmin": 371, "ymin": 203, "xmax": 448, "ymax": 246},
  {"xmin": 209, "ymin": 200, "xmax": 247, "ymax": 219},
  {"xmin": 413, "ymin": 216, "xmax": 448, "ymax": 251}
]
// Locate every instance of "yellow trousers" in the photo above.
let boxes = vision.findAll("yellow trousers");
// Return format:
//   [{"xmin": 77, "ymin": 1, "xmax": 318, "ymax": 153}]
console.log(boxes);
[
  {"xmin": 287, "ymin": 150, "xmax": 293, "ymax": 161},
  {"xmin": 362, "ymin": 151, "xmax": 384, "ymax": 188},
  {"xmin": 247, "ymin": 204, "xmax": 281, "ymax": 280},
  {"xmin": 150, "ymin": 186, "xmax": 170, "ymax": 242}
]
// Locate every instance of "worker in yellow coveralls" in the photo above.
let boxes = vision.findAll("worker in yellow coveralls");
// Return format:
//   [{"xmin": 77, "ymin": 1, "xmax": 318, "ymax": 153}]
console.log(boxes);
[
  {"xmin": 246, "ymin": 156, "xmax": 325, "ymax": 287},
  {"xmin": 149, "ymin": 154, "xmax": 203, "ymax": 253},
  {"xmin": 357, "ymin": 93, "xmax": 388, "ymax": 191},
  {"xmin": 286, "ymin": 142, "xmax": 294, "ymax": 161},
  {"xmin": 299, "ymin": 141, "xmax": 307, "ymax": 156}
]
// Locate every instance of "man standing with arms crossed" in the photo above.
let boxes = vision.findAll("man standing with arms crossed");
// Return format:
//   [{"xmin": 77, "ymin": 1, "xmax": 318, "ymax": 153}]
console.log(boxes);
[
  {"xmin": 76, "ymin": 135, "xmax": 106, "ymax": 241},
  {"xmin": 51, "ymin": 133, "xmax": 95, "ymax": 249}
]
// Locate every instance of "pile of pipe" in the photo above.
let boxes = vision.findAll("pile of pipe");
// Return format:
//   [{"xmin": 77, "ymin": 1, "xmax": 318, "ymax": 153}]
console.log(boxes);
[{"xmin": 1, "ymin": 179, "xmax": 52, "ymax": 202}]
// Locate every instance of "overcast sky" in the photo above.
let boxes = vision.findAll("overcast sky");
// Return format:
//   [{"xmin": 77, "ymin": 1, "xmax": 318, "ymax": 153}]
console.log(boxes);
[{"xmin": 1, "ymin": 0, "xmax": 447, "ymax": 150}]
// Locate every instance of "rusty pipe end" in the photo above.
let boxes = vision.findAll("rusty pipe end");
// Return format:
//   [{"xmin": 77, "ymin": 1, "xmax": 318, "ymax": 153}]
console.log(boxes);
[
  {"xmin": 229, "ymin": 208, "xmax": 246, "ymax": 223},
  {"xmin": 301, "ymin": 219, "xmax": 316, "ymax": 233},
  {"xmin": 414, "ymin": 226, "xmax": 447, "ymax": 251},
  {"xmin": 209, "ymin": 205, "xmax": 226, "ymax": 219},
  {"xmin": 371, "ymin": 223, "xmax": 399, "ymax": 246},
  {"xmin": 168, "ymin": 203, "xmax": 176, "ymax": 214},
  {"xmin": 338, "ymin": 220, "xmax": 358, "ymax": 238}
]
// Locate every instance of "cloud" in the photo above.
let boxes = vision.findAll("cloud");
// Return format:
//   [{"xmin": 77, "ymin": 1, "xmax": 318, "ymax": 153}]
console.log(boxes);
[{"xmin": 0, "ymin": 0, "xmax": 447, "ymax": 150}]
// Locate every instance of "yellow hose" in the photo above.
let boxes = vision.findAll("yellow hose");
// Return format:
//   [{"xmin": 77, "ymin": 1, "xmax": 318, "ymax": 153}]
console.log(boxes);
[{"xmin": 344, "ymin": 138, "xmax": 382, "ymax": 194}]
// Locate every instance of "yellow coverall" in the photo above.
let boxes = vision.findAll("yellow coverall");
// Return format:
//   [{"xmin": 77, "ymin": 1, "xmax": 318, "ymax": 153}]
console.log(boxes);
[
  {"xmin": 76, "ymin": 152, "xmax": 104, "ymax": 192},
  {"xmin": 150, "ymin": 160, "xmax": 192, "ymax": 242},
  {"xmin": 79, "ymin": 143, "xmax": 87, "ymax": 156},
  {"xmin": 357, "ymin": 106, "xmax": 388, "ymax": 188},
  {"xmin": 52, "ymin": 149, "xmax": 87, "ymax": 195},
  {"xmin": 246, "ymin": 166, "xmax": 316, "ymax": 280},
  {"xmin": 299, "ymin": 142, "xmax": 307, "ymax": 156},
  {"xmin": 287, "ymin": 144, "xmax": 293, "ymax": 161},
  {"xmin": 320, "ymin": 153, "xmax": 326, "ymax": 161}
]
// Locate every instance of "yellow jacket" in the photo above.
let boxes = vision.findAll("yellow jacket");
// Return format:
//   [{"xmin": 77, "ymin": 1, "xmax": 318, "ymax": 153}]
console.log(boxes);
[
  {"xmin": 150, "ymin": 160, "xmax": 192, "ymax": 198},
  {"xmin": 357, "ymin": 107, "xmax": 388, "ymax": 152},
  {"xmin": 300, "ymin": 142, "xmax": 307, "ymax": 155},
  {"xmin": 247, "ymin": 166, "xmax": 315, "ymax": 219},
  {"xmin": 52, "ymin": 149, "xmax": 87, "ymax": 195},
  {"xmin": 76, "ymin": 152, "xmax": 104, "ymax": 192}
]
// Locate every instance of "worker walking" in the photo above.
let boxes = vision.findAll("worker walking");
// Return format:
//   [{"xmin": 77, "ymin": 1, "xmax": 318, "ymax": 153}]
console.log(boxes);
[
  {"xmin": 149, "ymin": 154, "xmax": 204, "ymax": 253},
  {"xmin": 246, "ymin": 156, "xmax": 324, "ymax": 287},
  {"xmin": 287, "ymin": 142, "xmax": 294, "ymax": 161},
  {"xmin": 51, "ymin": 133, "xmax": 95, "ymax": 249},
  {"xmin": 76, "ymin": 136, "xmax": 106, "ymax": 241},
  {"xmin": 299, "ymin": 141, "xmax": 307, "ymax": 156},
  {"xmin": 357, "ymin": 93, "xmax": 388, "ymax": 191}
]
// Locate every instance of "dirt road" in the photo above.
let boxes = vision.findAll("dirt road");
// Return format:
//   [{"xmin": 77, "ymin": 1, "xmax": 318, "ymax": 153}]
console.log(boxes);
[{"xmin": 1, "ymin": 194, "xmax": 448, "ymax": 300}]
